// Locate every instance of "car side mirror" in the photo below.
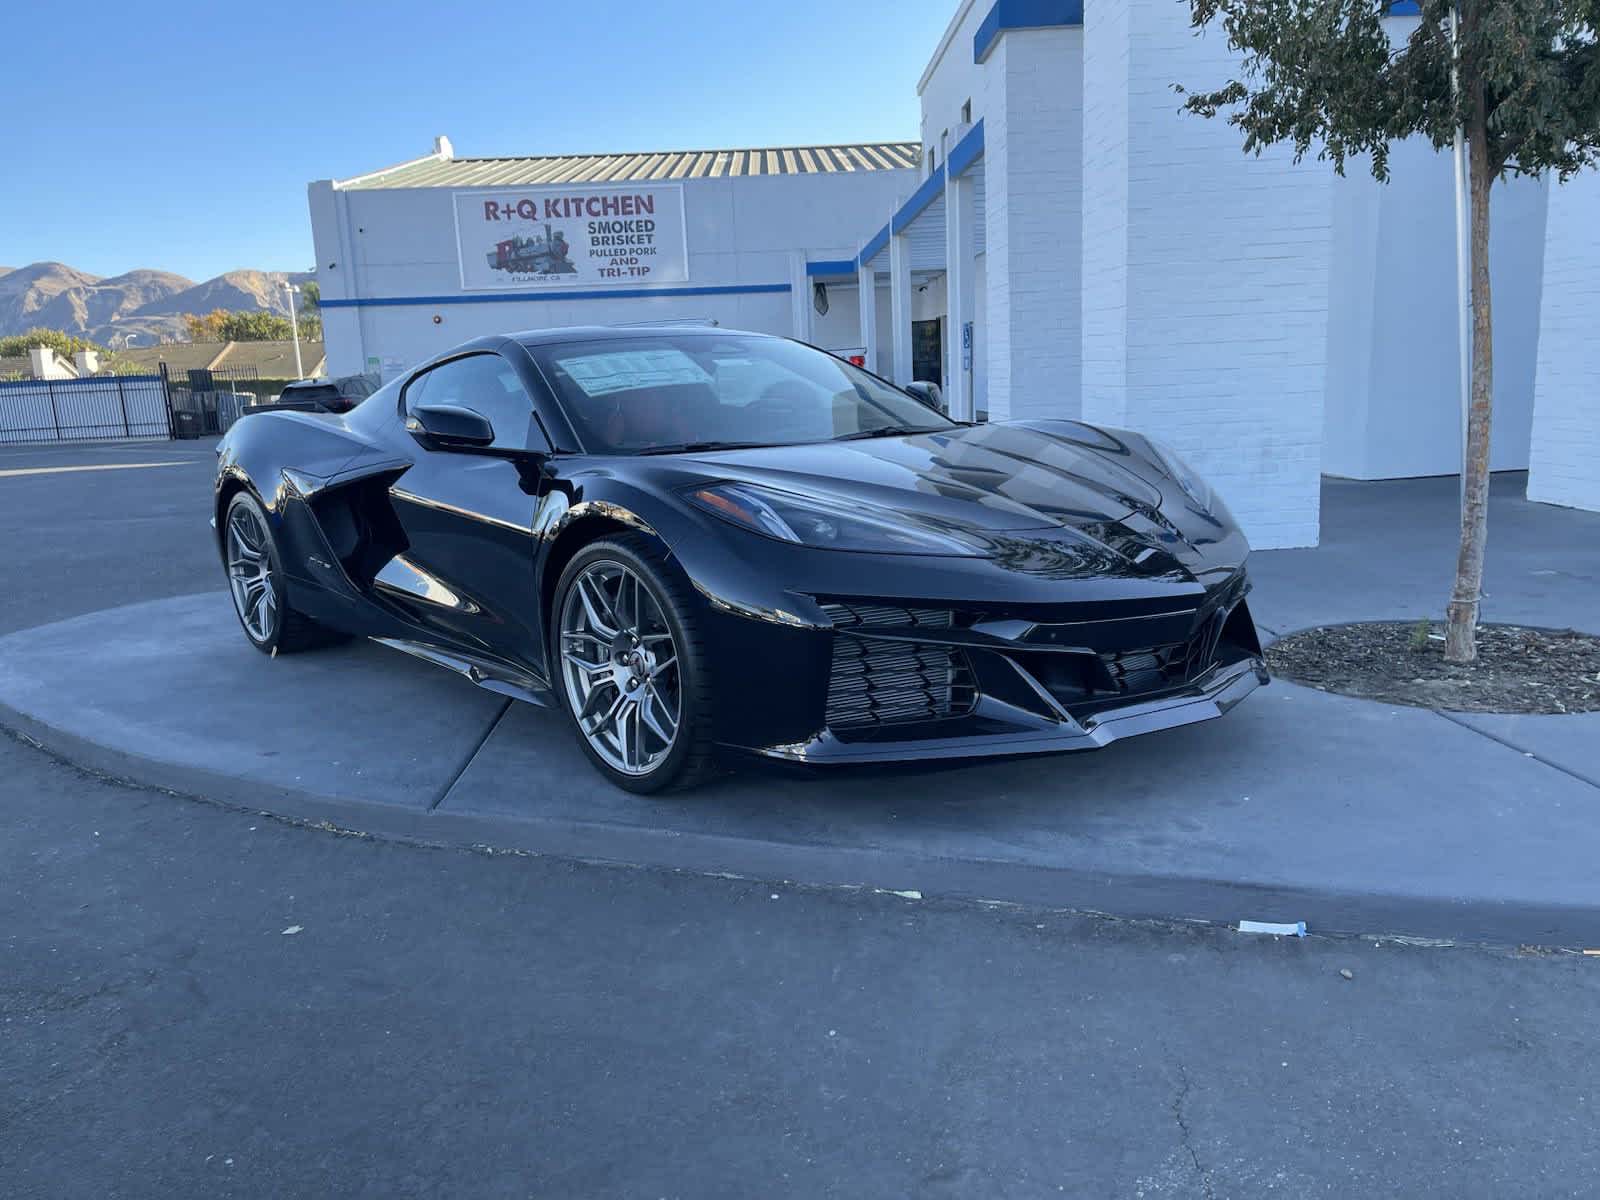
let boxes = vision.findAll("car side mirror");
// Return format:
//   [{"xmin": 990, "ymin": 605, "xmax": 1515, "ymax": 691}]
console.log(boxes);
[
  {"xmin": 905, "ymin": 381, "xmax": 944, "ymax": 412},
  {"xmin": 406, "ymin": 404, "xmax": 495, "ymax": 450}
]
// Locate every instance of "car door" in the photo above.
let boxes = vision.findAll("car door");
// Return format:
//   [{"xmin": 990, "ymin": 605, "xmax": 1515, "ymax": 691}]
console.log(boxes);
[{"xmin": 381, "ymin": 351, "xmax": 550, "ymax": 671}]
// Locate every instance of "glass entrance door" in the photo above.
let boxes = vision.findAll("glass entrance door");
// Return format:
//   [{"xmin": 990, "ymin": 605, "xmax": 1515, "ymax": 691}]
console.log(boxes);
[{"xmin": 912, "ymin": 318, "xmax": 943, "ymax": 388}]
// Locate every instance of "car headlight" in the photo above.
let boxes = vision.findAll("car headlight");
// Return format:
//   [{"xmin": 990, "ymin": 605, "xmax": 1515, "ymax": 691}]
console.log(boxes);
[
  {"xmin": 1144, "ymin": 437, "xmax": 1213, "ymax": 512},
  {"xmin": 686, "ymin": 482, "xmax": 987, "ymax": 556}
]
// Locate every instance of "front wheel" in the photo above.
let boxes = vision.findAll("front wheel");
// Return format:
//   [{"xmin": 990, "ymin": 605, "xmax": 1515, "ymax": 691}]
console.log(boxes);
[{"xmin": 552, "ymin": 535, "xmax": 716, "ymax": 793}]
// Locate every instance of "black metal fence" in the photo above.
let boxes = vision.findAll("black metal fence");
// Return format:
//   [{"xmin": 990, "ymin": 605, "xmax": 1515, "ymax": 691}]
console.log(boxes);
[
  {"xmin": 164, "ymin": 364, "xmax": 259, "ymax": 436},
  {"xmin": 0, "ymin": 374, "xmax": 172, "ymax": 444}
]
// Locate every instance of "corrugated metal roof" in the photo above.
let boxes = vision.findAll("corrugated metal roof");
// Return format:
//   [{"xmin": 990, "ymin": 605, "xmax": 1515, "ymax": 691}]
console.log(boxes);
[{"xmin": 338, "ymin": 143, "xmax": 921, "ymax": 189}]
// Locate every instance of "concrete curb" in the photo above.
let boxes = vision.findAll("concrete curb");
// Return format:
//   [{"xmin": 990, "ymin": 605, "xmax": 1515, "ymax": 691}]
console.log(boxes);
[{"xmin": 6, "ymin": 696, "xmax": 1596, "ymax": 949}]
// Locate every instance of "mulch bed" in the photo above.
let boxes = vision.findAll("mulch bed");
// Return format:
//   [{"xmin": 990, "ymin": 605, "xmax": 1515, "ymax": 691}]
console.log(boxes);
[{"xmin": 1265, "ymin": 622, "xmax": 1600, "ymax": 714}]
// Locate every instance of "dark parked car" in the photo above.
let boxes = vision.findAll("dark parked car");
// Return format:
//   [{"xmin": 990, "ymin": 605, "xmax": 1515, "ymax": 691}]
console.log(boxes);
[
  {"xmin": 213, "ymin": 326, "xmax": 1267, "ymax": 791},
  {"xmin": 247, "ymin": 374, "xmax": 378, "ymax": 417}
]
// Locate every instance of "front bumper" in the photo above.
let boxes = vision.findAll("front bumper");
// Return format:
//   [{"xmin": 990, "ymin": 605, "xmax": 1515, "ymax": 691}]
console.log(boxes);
[
  {"xmin": 755, "ymin": 653, "xmax": 1267, "ymax": 764},
  {"xmin": 707, "ymin": 566, "xmax": 1268, "ymax": 765}
]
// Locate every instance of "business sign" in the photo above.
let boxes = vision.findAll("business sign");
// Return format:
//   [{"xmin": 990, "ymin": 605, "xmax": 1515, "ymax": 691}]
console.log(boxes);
[{"xmin": 453, "ymin": 185, "xmax": 688, "ymax": 291}]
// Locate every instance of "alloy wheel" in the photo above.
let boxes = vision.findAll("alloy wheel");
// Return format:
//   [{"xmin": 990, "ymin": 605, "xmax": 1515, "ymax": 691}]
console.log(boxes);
[
  {"xmin": 558, "ymin": 561, "xmax": 681, "ymax": 776},
  {"xmin": 227, "ymin": 503, "xmax": 278, "ymax": 643}
]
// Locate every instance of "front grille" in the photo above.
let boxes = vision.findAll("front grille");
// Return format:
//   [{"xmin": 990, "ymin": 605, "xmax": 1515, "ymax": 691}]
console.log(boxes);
[
  {"xmin": 820, "ymin": 601, "xmax": 955, "ymax": 630},
  {"xmin": 1102, "ymin": 644, "xmax": 1187, "ymax": 693},
  {"xmin": 816, "ymin": 597, "xmax": 1246, "ymax": 727},
  {"xmin": 821, "ymin": 603, "xmax": 976, "ymax": 730},
  {"xmin": 1100, "ymin": 609, "xmax": 1229, "ymax": 696}
]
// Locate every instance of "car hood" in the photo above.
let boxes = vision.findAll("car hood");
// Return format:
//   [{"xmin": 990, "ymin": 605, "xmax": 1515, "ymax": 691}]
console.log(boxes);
[{"xmin": 679, "ymin": 419, "xmax": 1168, "ymax": 532}]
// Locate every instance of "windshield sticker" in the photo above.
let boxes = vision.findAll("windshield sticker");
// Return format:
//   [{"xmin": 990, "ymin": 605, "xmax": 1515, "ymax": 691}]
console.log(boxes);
[{"xmin": 559, "ymin": 350, "xmax": 714, "ymax": 397}]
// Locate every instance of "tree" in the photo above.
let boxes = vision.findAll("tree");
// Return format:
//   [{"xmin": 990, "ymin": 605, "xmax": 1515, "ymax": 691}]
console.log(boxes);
[
  {"xmin": 294, "ymin": 281, "xmax": 323, "ymax": 340},
  {"xmin": 1180, "ymin": 0, "xmax": 1600, "ymax": 662},
  {"xmin": 0, "ymin": 328, "xmax": 101, "ymax": 359},
  {"xmin": 220, "ymin": 310, "xmax": 298, "ymax": 341},
  {"xmin": 183, "ymin": 311, "xmax": 227, "ymax": 342},
  {"xmin": 183, "ymin": 309, "xmax": 299, "ymax": 342}
]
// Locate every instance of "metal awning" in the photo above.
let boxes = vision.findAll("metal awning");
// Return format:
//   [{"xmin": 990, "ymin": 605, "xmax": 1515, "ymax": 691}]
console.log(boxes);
[{"xmin": 843, "ymin": 121, "xmax": 986, "ymax": 278}]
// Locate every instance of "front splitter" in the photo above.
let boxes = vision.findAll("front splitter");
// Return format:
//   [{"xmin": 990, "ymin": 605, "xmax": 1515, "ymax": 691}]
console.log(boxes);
[{"xmin": 754, "ymin": 658, "xmax": 1268, "ymax": 765}]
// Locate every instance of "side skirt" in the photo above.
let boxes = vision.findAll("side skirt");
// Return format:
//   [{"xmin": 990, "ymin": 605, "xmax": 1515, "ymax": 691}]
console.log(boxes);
[{"xmin": 370, "ymin": 637, "xmax": 552, "ymax": 708}]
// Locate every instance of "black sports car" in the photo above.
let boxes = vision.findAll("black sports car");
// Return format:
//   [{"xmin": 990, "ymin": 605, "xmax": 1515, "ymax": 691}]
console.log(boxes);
[{"xmin": 213, "ymin": 325, "xmax": 1267, "ymax": 791}]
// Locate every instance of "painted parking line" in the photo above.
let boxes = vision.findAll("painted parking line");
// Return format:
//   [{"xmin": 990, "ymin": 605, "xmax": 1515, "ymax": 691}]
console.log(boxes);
[
  {"xmin": 0, "ymin": 445, "xmax": 205, "ymax": 455},
  {"xmin": 0, "ymin": 461, "xmax": 193, "ymax": 479}
]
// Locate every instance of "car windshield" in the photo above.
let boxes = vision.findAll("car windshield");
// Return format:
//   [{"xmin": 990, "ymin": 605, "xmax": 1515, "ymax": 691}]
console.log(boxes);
[{"xmin": 528, "ymin": 333, "xmax": 955, "ymax": 455}]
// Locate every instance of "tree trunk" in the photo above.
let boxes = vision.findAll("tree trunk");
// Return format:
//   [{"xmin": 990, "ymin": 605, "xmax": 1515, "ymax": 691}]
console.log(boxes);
[{"xmin": 1444, "ymin": 99, "xmax": 1496, "ymax": 664}]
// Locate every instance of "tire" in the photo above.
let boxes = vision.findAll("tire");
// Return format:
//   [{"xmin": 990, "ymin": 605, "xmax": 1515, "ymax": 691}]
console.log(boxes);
[
  {"xmin": 550, "ymin": 533, "xmax": 717, "ymax": 793},
  {"xmin": 222, "ymin": 491, "xmax": 339, "ymax": 655}
]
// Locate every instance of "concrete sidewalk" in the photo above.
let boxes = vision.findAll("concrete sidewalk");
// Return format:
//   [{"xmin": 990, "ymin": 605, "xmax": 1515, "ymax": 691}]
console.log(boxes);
[
  {"xmin": 2, "ymin": 473, "xmax": 1596, "ymax": 944},
  {"xmin": 1248, "ymin": 471, "xmax": 1599, "ymax": 637}
]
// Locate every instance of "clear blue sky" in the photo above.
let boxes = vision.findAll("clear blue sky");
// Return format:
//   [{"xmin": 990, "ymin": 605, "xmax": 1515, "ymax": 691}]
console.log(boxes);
[{"xmin": 3, "ymin": 0, "xmax": 953, "ymax": 283}]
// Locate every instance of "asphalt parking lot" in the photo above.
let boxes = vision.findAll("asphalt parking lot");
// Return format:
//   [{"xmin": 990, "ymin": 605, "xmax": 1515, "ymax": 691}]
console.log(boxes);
[
  {"xmin": 4, "ymin": 439, "xmax": 1600, "ymax": 1197},
  {"xmin": 0, "ymin": 439, "xmax": 221, "ymax": 637}
]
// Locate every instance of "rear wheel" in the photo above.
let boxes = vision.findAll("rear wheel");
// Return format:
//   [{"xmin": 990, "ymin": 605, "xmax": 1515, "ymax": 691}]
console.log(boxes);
[
  {"xmin": 223, "ymin": 491, "xmax": 336, "ymax": 655},
  {"xmin": 552, "ymin": 535, "xmax": 715, "ymax": 793}
]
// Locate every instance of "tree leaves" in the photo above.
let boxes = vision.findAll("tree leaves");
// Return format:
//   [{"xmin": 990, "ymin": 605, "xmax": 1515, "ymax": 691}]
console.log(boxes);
[
  {"xmin": 181, "ymin": 309, "xmax": 321, "ymax": 343},
  {"xmin": 1181, "ymin": 0, "xmax": 1600, "ymax": 182},
  {"xmin": 0, "ymin": 327, "xmax": 102, "ymax": 359}
]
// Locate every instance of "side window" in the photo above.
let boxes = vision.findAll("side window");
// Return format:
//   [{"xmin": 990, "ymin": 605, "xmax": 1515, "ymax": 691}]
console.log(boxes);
[
  {"xmin": 401, "ymin": 369, "xmax": 430, "ymax": 412},
  {"xmin": 404, "ymin": 354, "xmax": 539, "ymax": 450}
]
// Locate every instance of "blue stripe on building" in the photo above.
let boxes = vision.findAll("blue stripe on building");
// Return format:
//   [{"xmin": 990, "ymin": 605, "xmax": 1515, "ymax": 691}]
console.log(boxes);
[
  {"xmin": 973, "ymin": 0, "xmax": 1084, "ymax": 64},
  {"xmin": 320, "ymin": 283, "xmax": 792, "ymax": 309}
]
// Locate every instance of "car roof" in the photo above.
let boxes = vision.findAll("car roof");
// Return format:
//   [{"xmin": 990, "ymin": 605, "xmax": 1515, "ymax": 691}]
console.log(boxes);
[{"xmin": 511, "ymin": 324, "xmax": 775, "ymax": 348}]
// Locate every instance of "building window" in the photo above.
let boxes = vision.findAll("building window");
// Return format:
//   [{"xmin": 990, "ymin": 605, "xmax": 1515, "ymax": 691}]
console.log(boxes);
[
  {"xmin": 926, "ymin": 148, "xmax": 937, "ymax": 176},
  {"xmin": 961, "ymin": 99, "xmax": 972, "ymax": 125}
]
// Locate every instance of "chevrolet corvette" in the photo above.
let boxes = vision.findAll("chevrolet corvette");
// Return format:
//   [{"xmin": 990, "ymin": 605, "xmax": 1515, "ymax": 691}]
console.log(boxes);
[{"xmin": 213, "ymin": 325, "xmax": 1267, "ymax": 791}]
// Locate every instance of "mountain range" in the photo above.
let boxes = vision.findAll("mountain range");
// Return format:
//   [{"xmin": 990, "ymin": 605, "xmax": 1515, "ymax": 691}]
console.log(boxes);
[{"xmin": 0, "ymin": 262, "xmax": 315, "ymax": 346}]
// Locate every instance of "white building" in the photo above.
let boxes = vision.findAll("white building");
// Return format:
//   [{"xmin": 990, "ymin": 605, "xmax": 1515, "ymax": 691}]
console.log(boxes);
[
  {"xmin": 309, "ymin": 137, "xmax": 918, "ymax": 382},
  {"xmin": 309, "ymin": 1, "xmax": 1600, "ymax": 548}
]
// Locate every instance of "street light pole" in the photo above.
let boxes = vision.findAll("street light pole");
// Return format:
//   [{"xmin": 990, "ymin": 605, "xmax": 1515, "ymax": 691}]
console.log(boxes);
[{"xmin": 285, "ymin": 281, "xmax": 305, "ymax": 379}]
